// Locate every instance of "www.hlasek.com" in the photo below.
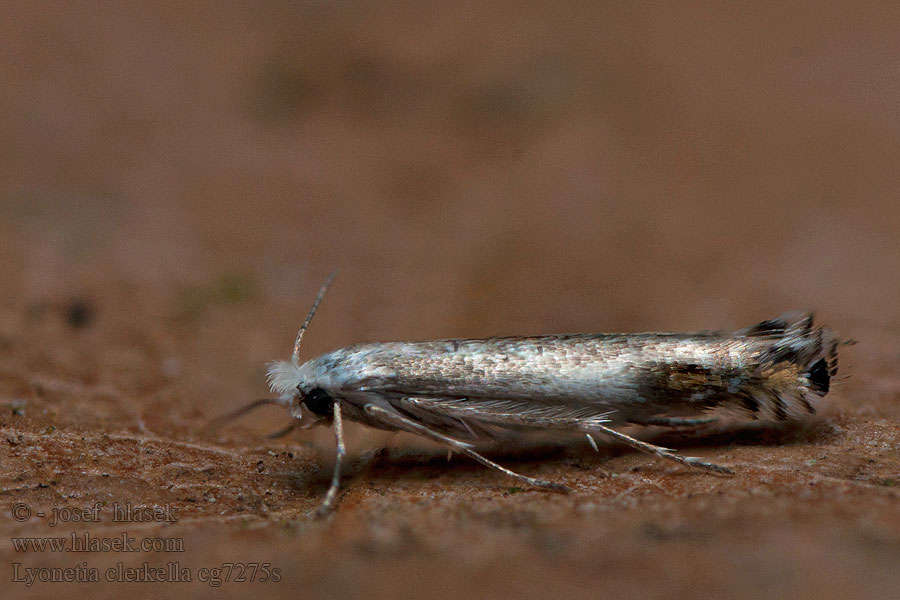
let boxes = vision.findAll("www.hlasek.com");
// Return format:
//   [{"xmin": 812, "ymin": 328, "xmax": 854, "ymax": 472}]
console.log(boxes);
[{"xmin": 12, "ymin": 531, "xmax": 185, "ymax": 553}]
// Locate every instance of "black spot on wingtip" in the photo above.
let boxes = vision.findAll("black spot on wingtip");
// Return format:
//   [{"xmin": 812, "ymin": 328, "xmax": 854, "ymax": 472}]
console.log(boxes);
[{"xmin": 808, "ymin": 358, "xmax": 831, "ymax": 395}]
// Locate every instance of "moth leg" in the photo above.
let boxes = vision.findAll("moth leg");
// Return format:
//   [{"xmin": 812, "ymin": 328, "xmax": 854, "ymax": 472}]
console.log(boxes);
[
  {"xmin": 363, "ymin": 404, "xmax": 570, "ymax": 493},
  {"xmin": 459, "ymin": 446, "xmax": 571, "ymax": 493},
  {"xmin": 315, "ymin": 401, "xmax": 346, "ymax": 516},
  {"xmin": 266, "ymin": 421, "xmax": 301, "ymax": 439},
  {"xmin": 633, "ymin": 416, "xmax": 718, "ymax": 427},
  {"xmin": 579, "ymin": 421, "xmax": 734, "ymax": 475}
]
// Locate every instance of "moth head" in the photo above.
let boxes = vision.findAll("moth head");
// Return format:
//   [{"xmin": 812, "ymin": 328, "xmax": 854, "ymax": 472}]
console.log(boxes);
[
  {"xmin": 209, "ymin": 358, "xmax": 329, "ymax": 436},
  {"xmin": 266, "ymin": 360, "xmax": 332, "ymax": 422},
  {"xmin": 255, "ymin": 273, "xmax": 338, "ymax": 426}
]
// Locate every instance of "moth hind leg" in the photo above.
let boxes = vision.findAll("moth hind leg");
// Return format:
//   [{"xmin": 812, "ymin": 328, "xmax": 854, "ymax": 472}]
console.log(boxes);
[
  {"xmin": 580, "ymin": 421, "xmax": 734, "ymax": 475},
  {"xmin": 458, "ymin": 447, "xmax": 571, "ymax": 493},
  {"xmin": 363, "ymin": 403, "xmax": 570, "ymax": 493}
]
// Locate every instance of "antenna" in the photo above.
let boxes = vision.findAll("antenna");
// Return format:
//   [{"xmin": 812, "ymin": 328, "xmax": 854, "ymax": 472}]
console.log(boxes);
[
  {"xmin": 292, "ymin": 271, "xmax": 337, "ymax": 366},
  {"xmin": 205, "ymin": 398, "xmax": 288, "ymax": 433}
]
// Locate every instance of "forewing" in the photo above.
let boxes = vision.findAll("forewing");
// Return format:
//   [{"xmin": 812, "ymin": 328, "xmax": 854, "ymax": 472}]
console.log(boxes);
[{"xmin": 386, "ymin": 395, "xmax": 612, "ymax": 442}]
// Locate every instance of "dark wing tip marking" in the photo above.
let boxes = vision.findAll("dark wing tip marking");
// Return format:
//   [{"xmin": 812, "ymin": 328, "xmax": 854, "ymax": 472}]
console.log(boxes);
[{"xmin": 807, "ymin": 357, "xmax": 831, "ymax": 396}]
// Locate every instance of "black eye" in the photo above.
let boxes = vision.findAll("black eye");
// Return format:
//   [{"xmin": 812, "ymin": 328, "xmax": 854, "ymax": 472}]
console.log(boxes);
[{"xmin": 303, "ymin": 388, "xmax": 334, "ymax": 416}]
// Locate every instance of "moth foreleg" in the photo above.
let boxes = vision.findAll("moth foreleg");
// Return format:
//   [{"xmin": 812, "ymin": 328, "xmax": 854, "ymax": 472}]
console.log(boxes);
[
  {"xmin": 363, "ymin": 403, "xmax": 570, "ymax": 493},
  {"xmin": 579, "ymin": 421, "xmax": 734, "ymax": 475},
  {"xmin": 315, "ymin": 401, "xmax": 347, "ymax": 516}
]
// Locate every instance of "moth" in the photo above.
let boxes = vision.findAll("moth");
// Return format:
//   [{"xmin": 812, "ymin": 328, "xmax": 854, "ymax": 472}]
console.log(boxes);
[{"xmin": 226, "ymin": 276, "xmax": 839, "ymax": 514}]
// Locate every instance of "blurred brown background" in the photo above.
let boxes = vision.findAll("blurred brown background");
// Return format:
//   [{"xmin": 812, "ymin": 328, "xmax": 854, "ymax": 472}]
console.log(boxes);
[{"xmin": 1, "ymin": 3, "xmax": 899, "ymax": 599}]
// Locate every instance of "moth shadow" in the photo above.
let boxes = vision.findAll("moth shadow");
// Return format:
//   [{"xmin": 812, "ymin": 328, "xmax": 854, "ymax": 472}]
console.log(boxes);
[
  {"xmin": 336, "ymin": 418, "xmax": 840, "ymax": 484},
  {"xmin": 643, "ymin": 417, "xmax": 839, "ymax": 451}
]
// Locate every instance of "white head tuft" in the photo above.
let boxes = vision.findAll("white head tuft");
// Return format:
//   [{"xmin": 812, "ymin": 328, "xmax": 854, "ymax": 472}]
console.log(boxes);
[{"xmin": 266, "ymin": 360, "xmax": 305, "ymax": 397}]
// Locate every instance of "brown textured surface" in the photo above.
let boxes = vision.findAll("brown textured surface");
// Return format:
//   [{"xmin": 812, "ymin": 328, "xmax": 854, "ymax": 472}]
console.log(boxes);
[{"xmin": 1, "ymin": 3, "xmax": 899, "ymax": 599}]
